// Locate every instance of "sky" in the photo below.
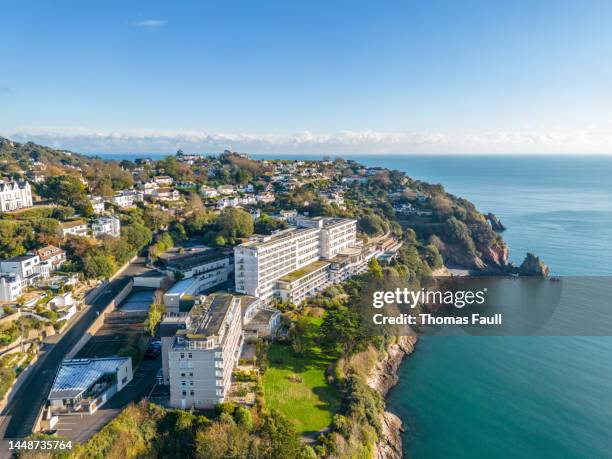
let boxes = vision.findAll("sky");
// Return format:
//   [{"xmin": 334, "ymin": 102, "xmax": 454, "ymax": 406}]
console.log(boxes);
[{"xmin": 2, "ymin": 0, "xmax": 612, "ymax": 154}]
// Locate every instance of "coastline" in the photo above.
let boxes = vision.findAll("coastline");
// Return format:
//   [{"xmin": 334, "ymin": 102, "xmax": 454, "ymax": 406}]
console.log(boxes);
[{"xmin": 369, "ymin": 335, "xmax": 418, "ymax": 459}]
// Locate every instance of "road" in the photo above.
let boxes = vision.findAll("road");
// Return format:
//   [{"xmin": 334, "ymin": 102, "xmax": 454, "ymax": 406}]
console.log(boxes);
[{"xmin": 0, "ymin": 259, "xmax": 149, "ymax": 444}]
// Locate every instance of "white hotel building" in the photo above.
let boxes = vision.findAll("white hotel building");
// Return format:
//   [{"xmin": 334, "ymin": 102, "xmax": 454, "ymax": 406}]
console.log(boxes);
[{"xmin": 234, "ymin": 217, "xmax": 360, "ymax": 304}]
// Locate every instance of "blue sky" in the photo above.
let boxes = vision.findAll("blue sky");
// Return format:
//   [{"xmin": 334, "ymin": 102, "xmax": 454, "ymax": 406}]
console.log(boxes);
[{"xmin": 2, "ymin": 0, "xmax": 612, "ymax": 153}]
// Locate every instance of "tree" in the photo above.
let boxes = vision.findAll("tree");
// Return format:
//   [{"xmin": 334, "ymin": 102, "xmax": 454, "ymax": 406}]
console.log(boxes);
[
  {"xmin": 234, "ymin": 406, "xmax": 253, "ymax": 432},
  {"xmin": 368, "ymin": 258, "xmax": 383, "ymax": 278},
  {"xmin": 144, "ymin": 303, "xmax": 165, "ymax": 336},
  {"xmin": 217, "ymin": 208, "xmax": 253, "ymax": 239},
  {"xmin": 121, "ymin": 223, "xmax": 153, "ymax": 251},
  {"xmin": 254, "ymin": 215, "xmax": 288, "ymax": 235},
  {"xmin": 257, "ymin": 410, "xmax": 301, "ymax": 458},
  {"xmin": 83, "ymin": 252, "xmax": 116, "ymax": 279},
  {"xmin": 319, "ymin": 306, "xmax": 364, "ymax": 355},
  {"xmin": 358, "ymin": 214, "xmax": 387, "ymax": 236}
]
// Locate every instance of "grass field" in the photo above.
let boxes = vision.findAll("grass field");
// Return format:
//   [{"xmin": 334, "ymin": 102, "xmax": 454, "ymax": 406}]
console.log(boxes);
[{"xmin": 262, "ymin": 317, "xmax": 341, "ymax": 435}]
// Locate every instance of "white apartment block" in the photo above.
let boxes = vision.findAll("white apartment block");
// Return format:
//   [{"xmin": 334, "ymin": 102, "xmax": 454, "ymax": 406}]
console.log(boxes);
[
  {"xmin": 92, "ymin": 216, "xmax": 121, "ymax": 238},
  {"xmin": 0, "ymin": 273, "xmax": 22, "ymax": 302},
  {"xmin": 234, "ymin": 217, "xmax": 358, "ymax": 303},
  {"xmin": 168, "ymin": 294, "xmax": 243, "ymax": 409},
  {"xmin": 0, "ymin": 180, "xmax": 33, "ymax": 212}
]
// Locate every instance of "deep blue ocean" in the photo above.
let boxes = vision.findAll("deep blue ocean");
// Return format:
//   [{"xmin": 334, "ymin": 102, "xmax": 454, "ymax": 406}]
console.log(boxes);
[{"xmin": 95, "ymin": 153, "xmax": 612, "ymax": 458}]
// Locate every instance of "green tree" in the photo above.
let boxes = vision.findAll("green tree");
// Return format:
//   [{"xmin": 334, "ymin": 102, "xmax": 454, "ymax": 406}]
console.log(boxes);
[
  {"xmin": 144, "ymin": 303, "xmax": 165, "ymax": 336},
  {"xmin": 217, "ymin": 208, "xmax": 254, "ymax": 239},
  {"xmin": 121, "ymin": 223, "xmax": 153, "ymax": 251},
  {"xmin": 83, "ymin": 253, "xmax": 116, "ymax": 279}
]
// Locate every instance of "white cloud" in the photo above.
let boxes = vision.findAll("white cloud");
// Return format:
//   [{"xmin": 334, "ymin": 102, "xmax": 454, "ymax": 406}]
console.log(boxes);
[
  {"xmin": 4, "ymin": 125, "xmax": 612, "ymax": 154},
  {"xmin": 133, "ymin": 19, "xmax": 166, "ymax": 28}
]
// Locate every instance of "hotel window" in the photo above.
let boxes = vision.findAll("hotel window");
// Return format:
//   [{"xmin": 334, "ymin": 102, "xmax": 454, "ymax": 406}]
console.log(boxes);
[
  {"xmin": 182, "ymin": 390, "xmax": 187, "ymax": 396},
  {"xmin": 190, "ymin": 390, "xmax": 194, "ymax": 396},
  {"xmin": 188, "ymin": 353, "xmax": 193, "ymax": 358},
  {"xmin": 180, "ymin": 353, "xmax": 185, "ymax": 359}
]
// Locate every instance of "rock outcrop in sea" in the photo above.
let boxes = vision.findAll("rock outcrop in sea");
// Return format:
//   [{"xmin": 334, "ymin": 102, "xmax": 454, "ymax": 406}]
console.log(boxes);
[
  {"xmin": 486, "ymin": 212, "xmax": 507, "ymax": 231},
  {"xmin": 517, "ymin": 252, "xmax": 550, "ymax": 276}
]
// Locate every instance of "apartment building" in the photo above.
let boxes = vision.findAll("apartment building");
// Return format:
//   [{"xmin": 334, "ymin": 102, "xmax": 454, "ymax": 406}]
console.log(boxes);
[
  {"xmin": 0, "ymin": 180, "xmax": 33, "ymax": 212},
  {"xmin": 234, "ymin": 217, "xmax": 358, "ymax": 303},
  {"xmin": 112, "ymin": 190, "xmax": 143, "ymax": 208},
  {"xmin": 167, "ymin": 294, "xmax": 243, "ymax": 409}
]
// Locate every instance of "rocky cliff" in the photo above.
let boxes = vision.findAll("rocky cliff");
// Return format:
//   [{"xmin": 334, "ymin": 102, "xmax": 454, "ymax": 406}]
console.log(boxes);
[{"xmin": 369, "ymin": 335, "xmax": 417, "ymax": 459}]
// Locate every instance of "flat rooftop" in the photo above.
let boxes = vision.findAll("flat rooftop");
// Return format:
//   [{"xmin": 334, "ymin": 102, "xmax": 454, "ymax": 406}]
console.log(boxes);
[
  {"xmin": 278, "ymin": 260, "xmax": 330, "ymax": 283},
  {"xmin": 179, "ymin": 293, "xmax": 235, "ymax": 339},
  {"xmin": 162, "ymin": 248, "xmax": 231, "ymax": 271}
]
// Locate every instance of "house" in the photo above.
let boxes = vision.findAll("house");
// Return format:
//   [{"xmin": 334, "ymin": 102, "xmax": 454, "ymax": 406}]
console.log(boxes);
[
  {"xmin": 142, "ymin": 182, "xmax": 159, "ymax": 196},
  {"xmin": 217, "ymin": 185, "xmax": 236, "ymax": 196},
  {"xmin": 47, "ymin": 357, "xmax": 133, "ymax": 415},
  {"xmin": 200, "ymin": 186, "xmax": 219, "ymax": 198},
  {"xmin": 256, "ymin": 192, "xmax": 275, "ymax": 204},
  {"xmin": 37, "ymin": 245, "xmax": 66, "ymax": 271},
  {"xmin": 152, "ymin": 188, "xmax": 180, "ymax": 202},
  {"xmin": 0, "ymin": 180, "xmax": 33, "ymax": 211},
  {"xmin": 154, "ymin": 176, "xmax": 174, "ymax": 186},
  {"xmin": 60, "ymin": 220, "xmax": 88, "ymax": 238},
  {"xmin": 89, "ymin": 196, "xmax": 105, "ymax": 214},
  {"xmin": 217, "ymin": 197, "xmax": 239, "ymax": 209},
  {"xmin": 0, "ymin": 253, "xmax": 46, "ymax": 286},
  {"xmin": 112, "ymin": 190, "xmax": 143, "ymax": 208},
  {"xmin": 92, "ymin": 216, "xmax": 121, "ymax": 238},
  {"xmin": 0, "ymin": 273, "xmax": 22, "ymax": 302}
]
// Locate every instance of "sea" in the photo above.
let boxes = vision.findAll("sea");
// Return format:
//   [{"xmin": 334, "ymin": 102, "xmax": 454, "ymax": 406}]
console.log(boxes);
[{"xmin": 93, "ymin": 152, "xmax": 612, "ymax": 458}]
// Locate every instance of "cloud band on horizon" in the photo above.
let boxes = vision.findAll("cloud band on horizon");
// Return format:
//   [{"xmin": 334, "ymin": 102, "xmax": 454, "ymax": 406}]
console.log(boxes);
[{"xmin": 3, "ymin": 127, "xmax": 612, "ymax": 155}]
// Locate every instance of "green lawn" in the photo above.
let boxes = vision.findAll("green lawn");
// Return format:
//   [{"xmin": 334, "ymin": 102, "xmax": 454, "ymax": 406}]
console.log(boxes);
[{"xmin": 263, "ymin": 318, "xmax": 341, "ymax": 435}]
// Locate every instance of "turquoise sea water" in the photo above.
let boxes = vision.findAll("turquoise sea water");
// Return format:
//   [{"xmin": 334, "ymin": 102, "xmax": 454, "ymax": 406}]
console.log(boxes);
[
  {"xmin": 353, "ymin": 156, "xmax": 612, "ymax": 459},
  {"xmin": 95, "ymin": 152, "xmax": 612, "ymax": 457}
]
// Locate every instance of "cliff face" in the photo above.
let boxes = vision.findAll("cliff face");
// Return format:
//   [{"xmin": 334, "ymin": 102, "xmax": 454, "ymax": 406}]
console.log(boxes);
[
  {"xmin": 437, "ymin": 239, "xmax": 509, "ymax": 271},
  {"xmin": 368, "ymin": 335, "xmax": 417, "ymax": 459},
  {"xmin": 478, "ymin": 238, "xmax": 509, "ymax": 268}
]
